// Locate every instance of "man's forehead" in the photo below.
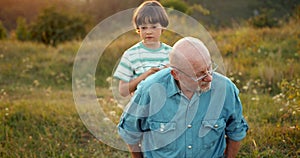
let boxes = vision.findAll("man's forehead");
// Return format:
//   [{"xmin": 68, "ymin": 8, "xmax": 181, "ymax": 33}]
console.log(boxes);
[{"xmin": 176, "ymin": 41, "xmax": 209, "ymax": 56}]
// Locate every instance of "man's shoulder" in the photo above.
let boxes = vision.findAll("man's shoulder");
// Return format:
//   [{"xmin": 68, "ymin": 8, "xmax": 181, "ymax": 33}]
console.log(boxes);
[
  {"xmin": 213, "ymin": 72, "xmax": 232, "ymax": 83},
  {"xmin": 137, "ymin": 69, "xmax": 171, "ymax": 90},
  {"xmin": 212, "ymin": 72, "xmax": 239, "ymax": 92}
]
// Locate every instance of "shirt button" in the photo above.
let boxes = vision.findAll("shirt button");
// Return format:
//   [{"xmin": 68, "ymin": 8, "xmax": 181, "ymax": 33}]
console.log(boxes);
[
  {"xmin": 187, "ymin": 124, "xmax": 192, "ymax": 128},
  {"xmin": 188, "ymin": 145, "xmax": 192, "ymax": 149},
  {"xmin": 214, "ymin": 124, "xmax": 219, "ymax": 128},
  {"xmin": 160, "ymin": 128, "xmax": 164, "ymax": 132}
]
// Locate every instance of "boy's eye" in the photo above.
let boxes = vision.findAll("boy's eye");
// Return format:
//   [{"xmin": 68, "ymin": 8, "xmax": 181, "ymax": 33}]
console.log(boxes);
[{"xmin": 139, "ymin": 25, "xmax": 160, "ymax": 30}]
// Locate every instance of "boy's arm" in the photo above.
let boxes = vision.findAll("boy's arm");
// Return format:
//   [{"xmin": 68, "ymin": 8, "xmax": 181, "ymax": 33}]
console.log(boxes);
[{"xmin": 119, "ymin": 67, "xmax": 160, "ymax": 97}]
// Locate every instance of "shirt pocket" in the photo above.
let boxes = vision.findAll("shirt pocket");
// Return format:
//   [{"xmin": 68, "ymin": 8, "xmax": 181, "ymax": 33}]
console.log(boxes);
[
  {"xmin": 143, "ymin": 121, "xmax": 177, "ymax": 151},
  {"xmin": 198, "ymin": 118, "xmax": 226, "ymax": 149}
]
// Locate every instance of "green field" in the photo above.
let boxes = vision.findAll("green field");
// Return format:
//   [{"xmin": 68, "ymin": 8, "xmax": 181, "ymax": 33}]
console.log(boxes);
[{"xmin": 0, "ymin": 18, "xmax": 299, "ymax": 157}]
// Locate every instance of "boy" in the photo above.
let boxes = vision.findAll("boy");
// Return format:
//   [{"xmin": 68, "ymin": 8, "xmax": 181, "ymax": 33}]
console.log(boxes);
[{"xmin": 113, "ymin": 1, "xmax": 171, "ymax": 97}]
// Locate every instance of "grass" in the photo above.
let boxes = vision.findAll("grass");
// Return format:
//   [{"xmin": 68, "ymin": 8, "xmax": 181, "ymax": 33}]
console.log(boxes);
[
  {"xmin": 0, "ymin": 88, "xmax": 130, "ymax": 158},
  {"xmin": 0, "ymin": 18, "xmax": 299, "ymax": 157}
]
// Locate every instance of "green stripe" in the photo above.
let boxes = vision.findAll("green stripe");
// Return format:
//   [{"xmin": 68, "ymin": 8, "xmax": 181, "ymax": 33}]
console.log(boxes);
[
  {"xmin": 131, "ymin": 57, "xmax": 169, "ymax": 64},
  {"xmin": 119, "ymin": 62, "xmax": 131, "ymax": 70}
]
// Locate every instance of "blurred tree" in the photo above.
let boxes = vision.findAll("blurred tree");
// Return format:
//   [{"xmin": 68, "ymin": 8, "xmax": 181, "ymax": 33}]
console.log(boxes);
[
  {"xmin": 293, "ymin": 4, "xmax": 300, "ymax": 20},
  {"xmin": 16, "ymin": 17, "xmax": 30, "ymax": 41},
  {"xmin": 0, "ymin": 21, "xmax": 8, "ymax": 39},
  {"xmin": 29, "ymin": 7, "xmax": 87, "ymax": 46},
  {"xmin": 81, "ymin": 0, "xmax": 142, "ymax": 23},
  {"xmin": 248, "ymin": 8, "xmax": 279, "ymax": 28},
  {"xmin": 161, "ymin": 0, "xmax": 189, "ymax": 13},
  {"xmin": 161, "ymin": 0, "xmax": 209, "ymax": 16}
]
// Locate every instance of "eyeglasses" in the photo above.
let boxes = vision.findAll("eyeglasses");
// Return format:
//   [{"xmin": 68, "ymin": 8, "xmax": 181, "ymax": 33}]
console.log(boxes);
[{"xmin": 170, "ymin": 62, "xmax": 218, "ymax": 82}]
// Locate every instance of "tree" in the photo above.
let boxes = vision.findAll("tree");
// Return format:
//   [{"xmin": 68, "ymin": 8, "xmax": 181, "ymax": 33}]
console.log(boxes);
[
  {"xmin": 16, "ymin": 17, "xmax": 30, "ymax": 41},
  {"xmin": 0, "ymin": 21, "xmax": 7, "ymax": 39},
  {"xmin": 30, "ymin": 7, "xmax": 87, "ymax": 46}
]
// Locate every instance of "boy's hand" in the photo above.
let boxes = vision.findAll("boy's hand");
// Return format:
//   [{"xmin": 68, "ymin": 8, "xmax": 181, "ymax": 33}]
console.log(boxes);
[{"xmin": 146, "ymin": 67, "xmax": 160, "ymax": 76}]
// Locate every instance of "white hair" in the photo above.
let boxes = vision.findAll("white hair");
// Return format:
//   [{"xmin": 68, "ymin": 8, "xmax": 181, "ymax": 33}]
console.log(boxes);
[{"xmin": 169, "ymin": 37, "xmax": 210, "ymax": 67}]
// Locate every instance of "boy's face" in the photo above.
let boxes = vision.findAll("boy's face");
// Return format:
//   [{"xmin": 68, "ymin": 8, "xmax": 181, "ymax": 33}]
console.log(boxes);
[{"xmin": 137, "ymin": 23, "xmax": 163, "ymax": 46}]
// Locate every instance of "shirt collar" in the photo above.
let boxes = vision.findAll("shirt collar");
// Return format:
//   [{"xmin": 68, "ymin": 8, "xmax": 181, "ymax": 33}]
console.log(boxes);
[{"xmin": 166, "ymin": 71, "xmax": 181, "ymax": 97}]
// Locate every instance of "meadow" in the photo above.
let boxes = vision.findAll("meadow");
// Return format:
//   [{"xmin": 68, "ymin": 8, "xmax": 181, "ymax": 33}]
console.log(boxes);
[{"xmin": 0, "ymin": 18, "xmax": 299, "ymax": 157}]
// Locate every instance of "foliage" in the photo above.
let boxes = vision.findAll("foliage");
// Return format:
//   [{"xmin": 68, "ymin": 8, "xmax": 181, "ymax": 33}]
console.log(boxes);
[
  {"xmin": 0, "ymin": 0, "xmax": 299, "ymax": 31},
  {"xmin": 30, "ymin": 7, "xmax": 87, "ymax": 47},
  {"xmin": 0, "ymin": 21, "xmax": 7, "ymax": 39},
  {"xmin": 0, "ymin": 16, "xmax": 300, "ymax": 157},
  {"xmin": 248, "ymin": 9, "xmax": 279, "ymax": 28},
  {"xmin": 273, "ymin": 79, "xmax": 300, "ymax": 124},
  {"xmin": 0, "ymin": 40, "xmax": 76, "ymax": 89},
  {"xmin": 186, "ymin": 4, "xmax": 210, "ymax": 16},
  {"xmin": 16, "ymin": 17, "xmax": 30, "ymax": 41},
  {"xmin": 213, "ymin": 17, "xmax": 300, "ymax": 95},
  {"xmin": 161, "ymin": 0, "xmax": 189, "ymax": 13},
  {"xmin": 0, "ymin": 89, "xmax": 131, "ymax": 158},
  {"xmin": 293, "ymin": 4, "xmax": 300, "ymax": 20}
]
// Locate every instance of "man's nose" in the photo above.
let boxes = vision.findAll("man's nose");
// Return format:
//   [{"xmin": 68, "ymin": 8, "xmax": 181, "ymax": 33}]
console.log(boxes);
[{"xmin": 201, "ymin": 73, "xmax": 213, "ymax": 82}]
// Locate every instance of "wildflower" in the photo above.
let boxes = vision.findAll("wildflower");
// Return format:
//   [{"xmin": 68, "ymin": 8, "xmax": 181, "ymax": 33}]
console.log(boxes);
[
  {"xmin": 33, "ymin": 80, "xmax": 40, "ymax": 87},
  {"xmin": 106, "ymin": 77, "xmax": 112, "ymax": 83},
  {"xmin": 242, "ymin": 86, "xmax": 248, "ymax": 91},
  {"xmin": 252, "ymin": 89, "xmax": 257, "ymax": 94},
  {"xmin": 103, "ymin": 117, "xmax": 110, "ymax": 122},
  {"xmin": 109, "ymin": 111, "xmax": 116, "ymax": 116}
]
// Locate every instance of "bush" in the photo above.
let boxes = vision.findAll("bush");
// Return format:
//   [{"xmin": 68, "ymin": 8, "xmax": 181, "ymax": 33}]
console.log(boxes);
[
  {"xmin": 0, "ymin": 21, "xmax": 7, "ymax": 39},
  {"xmin": 248, "ymin": 9, "xmax": 279, "ymax": 28},
  {"xmin": 161, "ymin": 0, "xmax": 189, "ymax": 13},
  {"xmin": 16, "ymin": 17, "xmax": 30, "ymax": 41},
  {"xmin": 30, "ymin": 7, "xmax": 87, "ymax": 47}
]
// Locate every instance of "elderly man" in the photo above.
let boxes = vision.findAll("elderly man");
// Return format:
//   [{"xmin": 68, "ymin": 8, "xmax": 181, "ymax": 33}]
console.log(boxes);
[{"xmin": 118, "ymin": 37, "xmax": 249, "ymax": 158}]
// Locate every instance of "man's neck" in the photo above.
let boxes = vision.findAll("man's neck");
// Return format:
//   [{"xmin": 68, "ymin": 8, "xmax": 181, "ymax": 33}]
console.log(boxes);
[{"xmin": 176, "ymin": 81, "xmax": 194, "ymax": 99}]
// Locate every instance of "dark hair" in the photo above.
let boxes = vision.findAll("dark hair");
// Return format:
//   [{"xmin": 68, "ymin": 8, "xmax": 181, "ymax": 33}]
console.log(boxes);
[{"xmin": 133, "ymin": 1, "xmax": 169, "ymax": 29}]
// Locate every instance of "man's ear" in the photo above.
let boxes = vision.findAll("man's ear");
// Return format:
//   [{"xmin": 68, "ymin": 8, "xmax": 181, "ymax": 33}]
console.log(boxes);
[{"xmin": 171, "ymin": 69, "xmax": 179, "ymax": 80}]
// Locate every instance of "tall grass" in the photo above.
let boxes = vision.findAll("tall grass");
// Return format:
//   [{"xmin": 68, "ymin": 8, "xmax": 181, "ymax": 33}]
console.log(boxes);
[{"xmin": 0, "ymin": 18, "xmax": 299, "ymax": 157}]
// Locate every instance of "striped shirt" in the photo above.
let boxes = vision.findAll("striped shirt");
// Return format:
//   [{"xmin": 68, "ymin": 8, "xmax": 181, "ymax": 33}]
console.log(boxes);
[{"xmin": 113, "ymin": 41, "xmax": 172, "ymax": 82}]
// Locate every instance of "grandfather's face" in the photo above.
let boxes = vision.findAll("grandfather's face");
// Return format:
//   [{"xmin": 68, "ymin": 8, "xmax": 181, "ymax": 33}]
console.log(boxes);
[
  {"xmin": 173, "ymin": 58, "xmax": 213, "ymax": 93},
  {"xmin": 170, "ymin": 38, "xmax": 214, "ymax": 93}
]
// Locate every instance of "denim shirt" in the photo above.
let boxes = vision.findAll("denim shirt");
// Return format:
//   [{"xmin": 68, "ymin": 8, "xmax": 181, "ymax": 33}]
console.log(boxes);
[{"xmin": 118, "ymin": 68, "xmax": 249, "ymax": 158}]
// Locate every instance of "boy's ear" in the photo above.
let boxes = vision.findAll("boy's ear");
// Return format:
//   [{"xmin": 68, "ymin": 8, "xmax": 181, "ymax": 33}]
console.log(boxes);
[{"xmin": 136, "ymin": 29, "xmax": 140, "ymax": 33}]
